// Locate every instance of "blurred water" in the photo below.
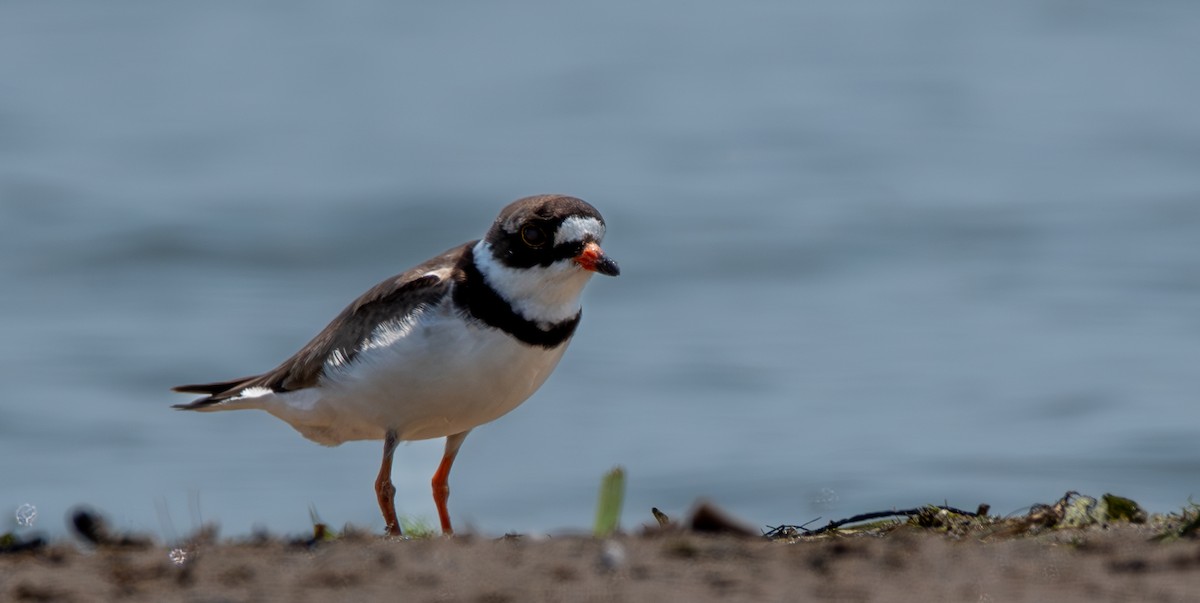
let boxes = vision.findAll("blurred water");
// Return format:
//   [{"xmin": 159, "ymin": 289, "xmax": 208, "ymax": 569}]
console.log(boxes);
[{"xmin": 2, "ymin": 1, "xmax": 1199, "ymax": 538}]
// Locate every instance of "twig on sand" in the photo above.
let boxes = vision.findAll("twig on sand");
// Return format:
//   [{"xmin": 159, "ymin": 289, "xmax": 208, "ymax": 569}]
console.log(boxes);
[{"xmin": 766, "ymin": 503, "xmax": 990, "ymax": 539}]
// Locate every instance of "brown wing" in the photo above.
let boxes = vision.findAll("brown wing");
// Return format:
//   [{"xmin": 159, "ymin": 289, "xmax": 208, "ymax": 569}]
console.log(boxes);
[{"xmin": 172, "ymin": 242, "xmax": 472, "ymax": 410}]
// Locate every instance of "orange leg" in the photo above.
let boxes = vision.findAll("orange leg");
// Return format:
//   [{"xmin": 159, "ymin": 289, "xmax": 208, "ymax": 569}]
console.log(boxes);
[
  {"xmin": 375, "ymin": 430, "xmax": 402, "ymax": 537},
  {"xmin": 432, "ymin": 431, "xmax": 469, "ymax": 535}
]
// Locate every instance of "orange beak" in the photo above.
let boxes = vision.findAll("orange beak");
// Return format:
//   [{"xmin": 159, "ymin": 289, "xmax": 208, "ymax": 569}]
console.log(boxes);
[{"xmin": 574, "ymin": 241, "xmax": 620, "ymax": 276}]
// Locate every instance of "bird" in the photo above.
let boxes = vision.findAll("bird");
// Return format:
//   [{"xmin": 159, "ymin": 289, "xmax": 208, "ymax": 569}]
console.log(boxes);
[{"xmin": 172, "ymin": 194, "xmax": 619, "ymax": 536}]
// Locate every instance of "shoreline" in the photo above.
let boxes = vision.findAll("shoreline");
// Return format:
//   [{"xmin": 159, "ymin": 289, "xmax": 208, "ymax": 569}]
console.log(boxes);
[
  {"xmin": 4, "ymin": 526, "xmax": 1199, "ymax": 602},
  {"xmin": 4, "ymin": 495, "xmax": 1199, "ymax": 602}
]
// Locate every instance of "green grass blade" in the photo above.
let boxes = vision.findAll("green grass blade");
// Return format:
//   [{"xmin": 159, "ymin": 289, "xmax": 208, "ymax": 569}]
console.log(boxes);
[{"xmin": 593, "ymin": 466, "xmax": 626, "ymax": 537}]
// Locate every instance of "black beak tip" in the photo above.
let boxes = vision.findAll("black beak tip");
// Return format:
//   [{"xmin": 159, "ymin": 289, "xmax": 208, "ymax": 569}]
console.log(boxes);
[{"xmin": 596, "ymin": 257, "xmax": 620, "ymax": 277}]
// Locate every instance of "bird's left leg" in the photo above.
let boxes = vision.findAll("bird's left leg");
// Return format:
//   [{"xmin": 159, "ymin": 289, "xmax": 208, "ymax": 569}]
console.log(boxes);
[{"xmin": 432, "ymin": 430, "xmax": 470, "ymax": 535}]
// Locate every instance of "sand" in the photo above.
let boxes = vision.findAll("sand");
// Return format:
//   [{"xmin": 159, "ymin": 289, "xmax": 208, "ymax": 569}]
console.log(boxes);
[{"xmin": 4, "ymin": 523, "xmax": 1199, "ymax": 602}]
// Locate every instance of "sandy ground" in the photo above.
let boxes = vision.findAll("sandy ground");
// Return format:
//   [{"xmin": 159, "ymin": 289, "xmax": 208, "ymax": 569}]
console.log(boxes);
[{"xmin": 3, "ymin": 524, "xmax": 1199, "ymax": 603}]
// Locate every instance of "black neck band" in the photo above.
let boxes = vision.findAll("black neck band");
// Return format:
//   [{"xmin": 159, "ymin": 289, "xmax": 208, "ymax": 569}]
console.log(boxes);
[{"xmin": 453, "ymin": 247, "xmax": 580, "ymax": 349}]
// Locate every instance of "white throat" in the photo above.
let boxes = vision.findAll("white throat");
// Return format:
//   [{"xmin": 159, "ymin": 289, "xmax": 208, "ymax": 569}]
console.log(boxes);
[{"xmin": 472, "ymin": 240, "xmax": 594, "ymax": 325}]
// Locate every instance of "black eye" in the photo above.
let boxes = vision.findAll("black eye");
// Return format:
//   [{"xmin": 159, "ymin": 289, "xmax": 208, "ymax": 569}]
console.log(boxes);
[{"xmin": 520, "ymin": 224, "xmax": 547, "ymax": 247}]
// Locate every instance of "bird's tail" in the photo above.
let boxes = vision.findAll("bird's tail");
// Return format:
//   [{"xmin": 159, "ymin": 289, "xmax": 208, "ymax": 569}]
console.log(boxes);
[{"xmin": 171, "ymin": 375, "xmax": 261, "ymax": 410}]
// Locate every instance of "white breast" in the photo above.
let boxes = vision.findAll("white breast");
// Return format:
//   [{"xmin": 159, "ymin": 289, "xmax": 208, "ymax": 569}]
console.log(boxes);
[{"xmin": 253, "ymin": 301, "xmax": 570, "ymax": 446}]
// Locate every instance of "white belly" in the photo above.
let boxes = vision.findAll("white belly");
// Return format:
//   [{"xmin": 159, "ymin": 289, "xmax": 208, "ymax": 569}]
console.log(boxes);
[{"xmin": 257, "ymin": 304, "xmax": 570, "ymax": 445}]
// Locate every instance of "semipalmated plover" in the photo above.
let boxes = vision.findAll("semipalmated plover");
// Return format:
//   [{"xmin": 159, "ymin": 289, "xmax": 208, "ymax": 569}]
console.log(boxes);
[{"xmin": 173, "ymin": 195, "xmax": 618, "ymax": 536}]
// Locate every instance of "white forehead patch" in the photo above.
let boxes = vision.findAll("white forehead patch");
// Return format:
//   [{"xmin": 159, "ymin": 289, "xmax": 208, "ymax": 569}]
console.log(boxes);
[{"xmin": 554, "ymin": 216, "xmax": 605, "ymax": 246}]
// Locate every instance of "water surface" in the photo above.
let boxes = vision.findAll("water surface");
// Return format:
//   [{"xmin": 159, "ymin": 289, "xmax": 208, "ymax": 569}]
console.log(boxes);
[{"xmin": 2, "ymin": 1, "xmax": 1198, "ymax": 537}]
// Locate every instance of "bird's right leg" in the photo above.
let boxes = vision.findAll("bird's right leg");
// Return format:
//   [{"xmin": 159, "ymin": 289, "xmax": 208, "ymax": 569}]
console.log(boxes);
[{"xmin": 375, "ymin": 429, "xmax": 402, "ymax": 537}]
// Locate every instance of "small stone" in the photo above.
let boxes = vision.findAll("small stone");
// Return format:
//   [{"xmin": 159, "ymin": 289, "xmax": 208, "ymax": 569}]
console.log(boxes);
[{"xmin": 599, "ymin": 540, "xmax": 626, "ymax": 572}]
